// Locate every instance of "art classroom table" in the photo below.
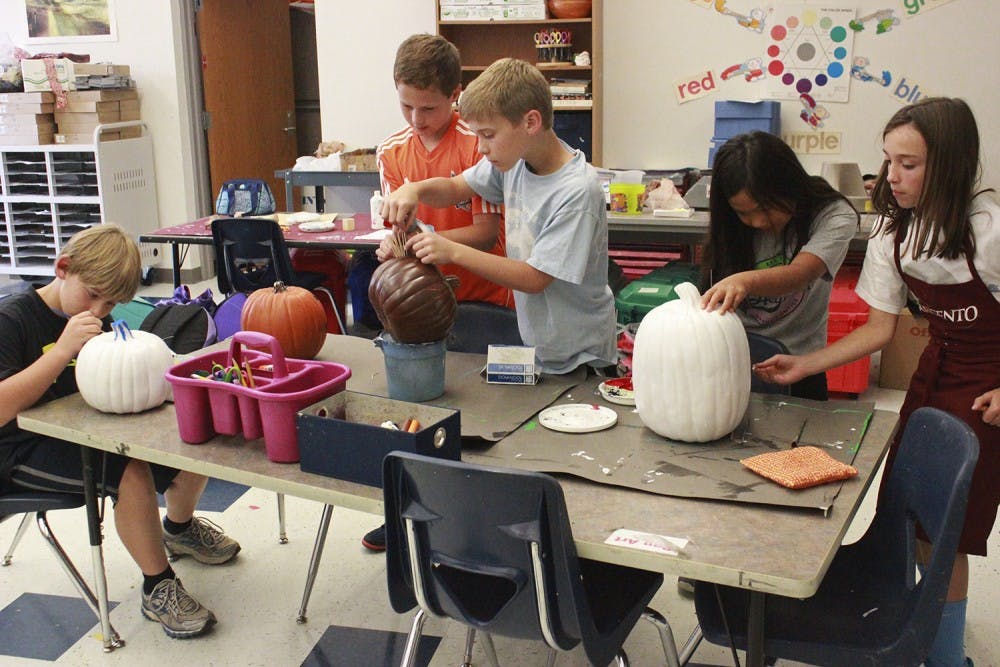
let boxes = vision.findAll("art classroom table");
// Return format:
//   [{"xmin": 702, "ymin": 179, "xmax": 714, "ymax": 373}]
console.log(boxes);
[
  {"xmin": 138, "ymin": 213, "xmax": 385, "ymax": 288},
  {"xmin": 18, "ymin": 335, "xmax": 897, "ymax": 665}
]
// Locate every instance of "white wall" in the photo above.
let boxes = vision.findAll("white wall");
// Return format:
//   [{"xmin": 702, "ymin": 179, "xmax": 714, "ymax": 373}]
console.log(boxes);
[
  {"xmin": 0, "ymin": 0, "xmax": 203, "ymax": 233},
  {"xmin": 313, "ymin": 0, "xmax": 1000, "ymax": 188}
]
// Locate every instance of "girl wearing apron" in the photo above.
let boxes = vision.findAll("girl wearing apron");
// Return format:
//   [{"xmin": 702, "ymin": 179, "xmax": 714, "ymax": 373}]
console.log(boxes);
[{"xmin": 755, "ymin": 97, "xmax": 999, "ymax": 667}]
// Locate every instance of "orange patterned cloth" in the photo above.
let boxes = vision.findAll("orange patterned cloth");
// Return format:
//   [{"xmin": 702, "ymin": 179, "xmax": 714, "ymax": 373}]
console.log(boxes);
[{"xmin": 741, "ymin": 446, "xmax": 858, "ymax": 490}]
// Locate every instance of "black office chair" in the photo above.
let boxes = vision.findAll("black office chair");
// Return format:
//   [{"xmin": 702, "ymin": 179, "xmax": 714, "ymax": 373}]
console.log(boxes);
[
  {"xmin": 447, "ymin": 301, "xmax": 522, "ymax": 354},
  {"xmin": 210, "ymin": 217, "xmax": 344, "ymax": 552},
  {"xmin": 692, "ymin": 407, "xmax": 979, "ymax": 666},
  {"xmin": 1, "ymin": 490, "xmax": 123, "ymax": 649},
  {"xmin": 746, "ymin": 332, "xmax": 791, "ymax": 395},
  {"xmin": 383, "ymin": 452, "xmax": 683, "ymax": 667}
]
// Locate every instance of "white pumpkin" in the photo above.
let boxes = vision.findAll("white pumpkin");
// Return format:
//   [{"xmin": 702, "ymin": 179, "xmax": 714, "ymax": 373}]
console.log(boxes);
[
  {"xmin": 76, "ymin": 320, "xmax": 174, "ymax": 414},
  {"xmin": 632, "ymin": 282, "xmax": 751, "ymax": 442}
]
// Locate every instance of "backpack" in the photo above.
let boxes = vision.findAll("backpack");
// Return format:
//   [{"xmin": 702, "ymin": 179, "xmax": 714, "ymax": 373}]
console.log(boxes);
[
  {"xmin": 214, "ymin": 179, "xmax": 276, "ymax": 216},
  {"xmin": 140, "ymin": 303, "xmax": 217, "ymax": 354},
  {"xmin": 213, "ymin": 291, "xmax": 247, "ymax": 341}
]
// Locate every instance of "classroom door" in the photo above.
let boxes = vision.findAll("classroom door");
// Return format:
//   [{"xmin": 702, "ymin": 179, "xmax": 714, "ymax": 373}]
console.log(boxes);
[{"xmin": 196, "ymin": 0, "xmax": 297, "ymax": 211}]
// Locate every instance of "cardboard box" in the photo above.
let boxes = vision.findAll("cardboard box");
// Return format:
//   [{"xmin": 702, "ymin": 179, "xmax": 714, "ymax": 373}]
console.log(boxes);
[
  {"xmin": 1, "ymin": 133, "xmax": 54, "ymax": 145},
  {"xmin": 879, "ymin": 309, "xmax": 930, "ymax": 390},
  {"xmin": 339, "ymin": 148, "xmax": 376, "ymax": 172},
  {"xmin": 21, "ymin": 58, "xmax": 74, "ymax": 92},
  {"xmin": 0, "ymin": 91, "xmax": 55, "ymax": 104},
  {"xmin": 0, "ymin": 102, "xmax": 54, "ymax": 114},
  {"xmin": 485, "ymin": 345, "xmax": 539, "ymax": 385},
  {"xmin": 0, "ymin": 123, "xmax": 55, "ymax": 138},
  {"xmin": 65, "ymin": 89, "xmax": 138, "ymax": 102},
  {"xmin": 0, "ymin": 112, "xmax": 55, "ymax": 128},
  {"xmin": 56, "ymin": 109, "xmax": 121, "ymax": 124},
  {"xmin": 62, "ymin": 100, "xmax": 119, "ymax": 113},
  {"xmin": 296, "ymin": 391, "xmax": 461, "ymax": 487},
  {"xmin": 72, "ymin": 63, "xmax": 130, "ymax": 77}
]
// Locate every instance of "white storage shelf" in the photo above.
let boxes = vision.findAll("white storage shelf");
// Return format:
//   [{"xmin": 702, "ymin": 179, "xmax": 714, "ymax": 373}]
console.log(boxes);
[{"xmin": 0, "ymin": 124, "xmax": 158, "ymax": 278}]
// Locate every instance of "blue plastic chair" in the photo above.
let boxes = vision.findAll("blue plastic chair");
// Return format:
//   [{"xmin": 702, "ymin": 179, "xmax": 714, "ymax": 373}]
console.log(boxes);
[
  {"xmin": 447, "ymin": 301, "xmax": 522, "ymax": 354},
  {"xmin": 383, "ymin": 452, "xmax": 682, "ymax": 667},
  {"xmin": 692, "ymin": 407, "xmax": 979, "ymax": 666}
]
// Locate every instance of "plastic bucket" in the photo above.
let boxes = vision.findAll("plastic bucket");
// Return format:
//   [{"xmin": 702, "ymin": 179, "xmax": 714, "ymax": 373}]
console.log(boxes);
[{"xmin": 374, "ymin": 334, "xmax": 446, "ymax": 402}]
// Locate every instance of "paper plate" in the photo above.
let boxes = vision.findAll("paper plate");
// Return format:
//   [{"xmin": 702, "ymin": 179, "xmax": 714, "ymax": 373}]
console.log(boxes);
[
  {"xmin": 538, "ymin": 403, "xmax": 618, "ymax": 434},
  {"xmin": 299, "ymin": 220, "xmax": 336, "ymax": 233},
  {"xmin": 598, "ymin": 377, "xmax": 635, "ymax": 406}
]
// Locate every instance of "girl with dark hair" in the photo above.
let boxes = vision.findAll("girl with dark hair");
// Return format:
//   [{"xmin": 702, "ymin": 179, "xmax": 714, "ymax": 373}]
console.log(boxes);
[
  {"xmin": 700, "ymin": 130, "xmax": 858, "ymax": 399},
  {"xmin": 756, "ymin": 97, "xmax": 999, "ymax": 667}
]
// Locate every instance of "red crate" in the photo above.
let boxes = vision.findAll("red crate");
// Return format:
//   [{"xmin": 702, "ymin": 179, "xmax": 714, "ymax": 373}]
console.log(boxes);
[
  {"xmin": 829, "ymin": 264, "xmax": 866, "ymax": 313},
  {"xmin": 826, "ymin": 311, "xmax": 870, "ymax": 395}
]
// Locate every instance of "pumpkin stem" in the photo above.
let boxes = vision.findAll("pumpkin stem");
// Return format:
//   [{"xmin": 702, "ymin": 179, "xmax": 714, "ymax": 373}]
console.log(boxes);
[
  {"xmin": 273, "ymin": 281, "xmax": 287, "ymax": 292},
  {"xmin": 112, "ymin": 319, "xmax": 133, "ymax": 341},
  {"xmin": 674, "ymin": 282, "xmax": 702, "ymax": 308}
]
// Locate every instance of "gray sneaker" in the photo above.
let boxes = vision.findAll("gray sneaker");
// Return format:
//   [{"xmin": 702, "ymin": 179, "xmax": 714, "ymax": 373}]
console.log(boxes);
[
  {"xmin": 141, "ymin": 577, "xmax": 216, "ymax": 638},
  {"xmin": 163, "ymin": 517, "xmax": 241, "ymax": 564}
]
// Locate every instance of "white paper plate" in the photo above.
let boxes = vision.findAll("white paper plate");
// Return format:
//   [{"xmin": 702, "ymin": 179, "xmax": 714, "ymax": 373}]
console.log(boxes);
[
  {"xmin": 299, "ymin": 220, "xmax": 336, "ymax": 233},
  {"xmin": 538, "ymin": 403, "xmax": 618, "ymax": 434}
]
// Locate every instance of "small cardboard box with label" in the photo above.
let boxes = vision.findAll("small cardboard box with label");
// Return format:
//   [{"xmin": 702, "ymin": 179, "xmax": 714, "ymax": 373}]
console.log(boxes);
[
  {"xmin": 486, "ymin": 345, "xmax": 540, "ymax": 385},
  {"xmin": 878, "ymin": 309, "xmax": 930, "ymax": 390}
]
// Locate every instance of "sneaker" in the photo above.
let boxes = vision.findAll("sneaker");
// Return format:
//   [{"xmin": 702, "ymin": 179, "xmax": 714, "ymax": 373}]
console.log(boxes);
[
  {"xmin": 141, "ymin": 577, "xmax": 216, "ymax": 639},
  {"xmin": 677, "ymin": 576, "xmax": 695, "ymax": 597},
  {"xmin": 164, "ymin": 517, "xmax": 241, "ymax": 564},
  {"xmin": 362, "ymin": 524, "xmax": 387, "ymax": 552}
]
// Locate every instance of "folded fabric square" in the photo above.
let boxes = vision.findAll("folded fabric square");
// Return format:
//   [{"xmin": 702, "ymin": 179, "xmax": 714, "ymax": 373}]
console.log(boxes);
[{"xmin": 741, "ymin": 446, "xmax": 858, "ymax": 490}]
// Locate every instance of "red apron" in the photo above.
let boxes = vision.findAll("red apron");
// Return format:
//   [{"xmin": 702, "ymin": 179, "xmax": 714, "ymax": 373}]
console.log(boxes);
[{"xmin": 884, "ymin": 235, "xmax": 1000, "ymax": 555}]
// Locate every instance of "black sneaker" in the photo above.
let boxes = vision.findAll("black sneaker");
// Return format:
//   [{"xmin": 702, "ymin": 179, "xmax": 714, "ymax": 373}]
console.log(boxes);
[{"xmin": 361, "ymin": 524, "xmax": 386, "ymax": 552}]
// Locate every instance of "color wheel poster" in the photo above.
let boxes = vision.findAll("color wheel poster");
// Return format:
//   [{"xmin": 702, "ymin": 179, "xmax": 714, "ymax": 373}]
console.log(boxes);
[{"xmin": 765, "ymin": 5, "xmax": 855, "ymax": 102}]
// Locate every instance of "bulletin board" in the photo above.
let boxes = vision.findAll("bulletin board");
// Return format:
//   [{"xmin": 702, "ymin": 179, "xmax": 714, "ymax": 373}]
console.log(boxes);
[{"xmin": 602, "ymin": 0, "xmax": 999, "ymax": 185}]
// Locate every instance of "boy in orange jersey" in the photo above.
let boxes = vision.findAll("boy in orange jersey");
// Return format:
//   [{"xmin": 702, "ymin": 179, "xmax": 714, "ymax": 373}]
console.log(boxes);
[
  {"xmin": 373, "ymin": 33, "xmax": 512, "ymax": 308},
  {"xmin": 360, "ymin": 34, "xmax": 512, "ymax": 551}
]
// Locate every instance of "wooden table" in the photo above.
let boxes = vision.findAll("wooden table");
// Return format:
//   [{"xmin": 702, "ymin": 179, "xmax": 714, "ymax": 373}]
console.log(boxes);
[{"xmin": 18, "ymin": 336, "xmax": 896, "ymax": 664}]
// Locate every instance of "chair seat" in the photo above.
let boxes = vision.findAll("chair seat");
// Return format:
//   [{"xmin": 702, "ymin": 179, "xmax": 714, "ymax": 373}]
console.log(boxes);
[{"xmin": 0, "ymin": 491, "xmax": 84, "ymax": 516}]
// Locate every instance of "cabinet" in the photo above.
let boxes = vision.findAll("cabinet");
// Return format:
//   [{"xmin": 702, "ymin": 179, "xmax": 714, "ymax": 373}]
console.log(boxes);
[
  {"xmin": 0, "ymin": 122, "xmax": 158, "ymax": 278},
  {"xmin": 436, "ymin": 0, "xmax": 603, "ymax": 165}
]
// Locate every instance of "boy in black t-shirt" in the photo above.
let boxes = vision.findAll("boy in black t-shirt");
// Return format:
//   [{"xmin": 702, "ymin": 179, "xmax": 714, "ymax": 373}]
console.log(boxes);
[{"xmin": 0, "ymin": 224, "xmax": 239, "ymax": 639}]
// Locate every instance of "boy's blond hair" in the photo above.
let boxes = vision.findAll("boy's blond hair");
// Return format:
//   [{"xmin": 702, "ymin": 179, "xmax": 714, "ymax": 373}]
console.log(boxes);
[
  {"xmin": 460, "ymin": 58, "xmax": 553, "ymax": 130},
  {"xmin": 59, "ymin": 223, "xmax": 141, "ymax": 303},
  {"xmin": 393, "ymin": 34, "xmax": 461, "ymax": 96}
]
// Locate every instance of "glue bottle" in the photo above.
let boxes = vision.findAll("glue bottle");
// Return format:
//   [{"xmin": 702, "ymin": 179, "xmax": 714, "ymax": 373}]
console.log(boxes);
[{"xmin": 370, "ymin": 190, "xmax": 385, "ymax": 229}]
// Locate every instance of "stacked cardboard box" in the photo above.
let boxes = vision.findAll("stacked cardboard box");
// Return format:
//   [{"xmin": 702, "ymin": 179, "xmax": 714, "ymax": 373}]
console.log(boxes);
[
  {"xmin": 54, "ymin": 89, "xmax": 141, "ymax": 144},
  {"xmin": 0, "ymin": 91, "xmax": 56, "ymax": 145}
]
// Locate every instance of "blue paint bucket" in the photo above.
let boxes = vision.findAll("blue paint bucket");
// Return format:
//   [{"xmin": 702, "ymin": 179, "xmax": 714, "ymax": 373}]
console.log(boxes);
[{"xmin": 374, "ymin": 334, "xmax": 446, "ymax": 402}]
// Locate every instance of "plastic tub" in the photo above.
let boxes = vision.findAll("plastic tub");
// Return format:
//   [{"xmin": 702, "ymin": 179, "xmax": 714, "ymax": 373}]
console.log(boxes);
[
  {"xmin": 374, "ymin": 334, "xmax": 446, "ymax": 402},
  {"xmin": 167, "ymin": 331, "xmax": 351, "ymax": 462},
  {"xmin": 609, "ymin": 183, "xmax": 645, "ymax": 214}
]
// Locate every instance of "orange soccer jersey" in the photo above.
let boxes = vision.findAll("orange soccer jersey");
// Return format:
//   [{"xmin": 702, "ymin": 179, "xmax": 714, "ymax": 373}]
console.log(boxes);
[{"xmin": 377, "ymin": 112, "xmax": 512, "ymax": 308}]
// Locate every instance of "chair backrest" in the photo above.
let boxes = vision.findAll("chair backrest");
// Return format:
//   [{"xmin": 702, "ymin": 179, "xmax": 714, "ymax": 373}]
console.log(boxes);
[
  {"xmin": 446, "ymin": 301, "xmax": 522, "ymax": 354},
  {"xmin": 210, "ymin": 217, "xmax": 296, "ymax": 294},
  {"xmin": 747, "ymin": 332, "xmax": 791, "ymax": 395},
  {"xmin": 867, "ymin": 406, "xmax": 979, "ymax": 653},
  {"xmin": 383, "ymin": 453, "xmax": 611, "ymax": 658}
]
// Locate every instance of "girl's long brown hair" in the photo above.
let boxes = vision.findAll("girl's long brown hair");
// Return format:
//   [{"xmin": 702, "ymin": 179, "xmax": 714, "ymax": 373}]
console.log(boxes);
[{"xmin": 870, "ymin": 97, "xmax": 987, "ymax": 260}]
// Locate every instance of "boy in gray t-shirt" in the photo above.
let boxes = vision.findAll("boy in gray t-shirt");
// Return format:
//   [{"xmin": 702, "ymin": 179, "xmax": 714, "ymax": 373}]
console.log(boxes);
[{"xmin": 380, "ymin": 58, "xmax": 616, "ymax": 374}]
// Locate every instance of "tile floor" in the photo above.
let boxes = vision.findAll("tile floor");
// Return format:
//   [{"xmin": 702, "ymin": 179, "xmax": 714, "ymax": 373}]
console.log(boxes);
[{"xmin": 1, "ymin": 274, "xmax": 998, "ymax": 666}]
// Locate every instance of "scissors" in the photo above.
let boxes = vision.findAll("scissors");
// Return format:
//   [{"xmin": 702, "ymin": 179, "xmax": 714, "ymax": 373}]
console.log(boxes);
[{"xmin": 534, "ymin": 30, "xmax": 571, "ymax": 45}]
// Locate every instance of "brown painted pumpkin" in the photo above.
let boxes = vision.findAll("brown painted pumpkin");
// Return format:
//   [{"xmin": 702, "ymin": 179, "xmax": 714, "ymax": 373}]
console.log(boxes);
[
  {"xmin": 240, "ymin": 281, "xmax": 327, "ymax": 359},
  {"xmin": 368, "ymin": 257, "xmax": 457, "ymax": 343}
]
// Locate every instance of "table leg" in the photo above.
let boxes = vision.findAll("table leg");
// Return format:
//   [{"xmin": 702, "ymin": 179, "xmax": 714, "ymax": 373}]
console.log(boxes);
[
  {"xmin": 746, "ymin": 591, "xmax": 766, "ymax": 667},
  {"xmin": 80, "ymin": 446, "xmax": 121, "ymax": 651},
  {"xmin": 284, "ymin": 172, "xmax": 294, "ymax": 213},
  {"xmin": 171, "ymin": 243, "xmax": 182, "ymax": 288},
  {"xmin": 315, "ymin": 186, "xmax": 325, "ymax": 214}
]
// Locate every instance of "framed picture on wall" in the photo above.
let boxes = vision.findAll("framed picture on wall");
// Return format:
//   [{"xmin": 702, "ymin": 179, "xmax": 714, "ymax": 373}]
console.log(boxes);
[{"xmin": 24, "ymin": 0, "xmax": 118, "ymax": 43}]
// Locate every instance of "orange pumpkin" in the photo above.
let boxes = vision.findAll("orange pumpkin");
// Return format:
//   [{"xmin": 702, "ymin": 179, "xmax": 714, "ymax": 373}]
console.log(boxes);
[
  {"xmin": 240, "ymin": 281, "xmax": 327, "ymax": 359},
  {"xmin": 368, "ymin": 257, "xmax": 457, "ymax": 343}
]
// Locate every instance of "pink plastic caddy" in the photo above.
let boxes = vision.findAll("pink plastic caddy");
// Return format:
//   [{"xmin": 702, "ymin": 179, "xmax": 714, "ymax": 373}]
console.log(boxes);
[{"xmin": 167, "ymin": 331, "xmax": 351, "ymax": 462}]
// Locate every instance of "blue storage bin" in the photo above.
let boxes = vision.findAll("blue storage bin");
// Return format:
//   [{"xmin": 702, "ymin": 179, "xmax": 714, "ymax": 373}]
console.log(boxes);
[
  {"xmin": 714, "ymin": 116, "xmax": 781, "ymax": 138},
  {"xmin": 714, "ymin": 100, "xmax": 781, "ymax": 118}
]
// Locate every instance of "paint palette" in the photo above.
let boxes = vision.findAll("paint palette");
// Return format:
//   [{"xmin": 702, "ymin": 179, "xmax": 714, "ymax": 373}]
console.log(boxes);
[
  {"xmin": 538, "ymin": 403, "xmax": 618, "ymax": 434},
  {"xmin": 598, "ymin": 377, "xmax": 635, "ymax": 406}
]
